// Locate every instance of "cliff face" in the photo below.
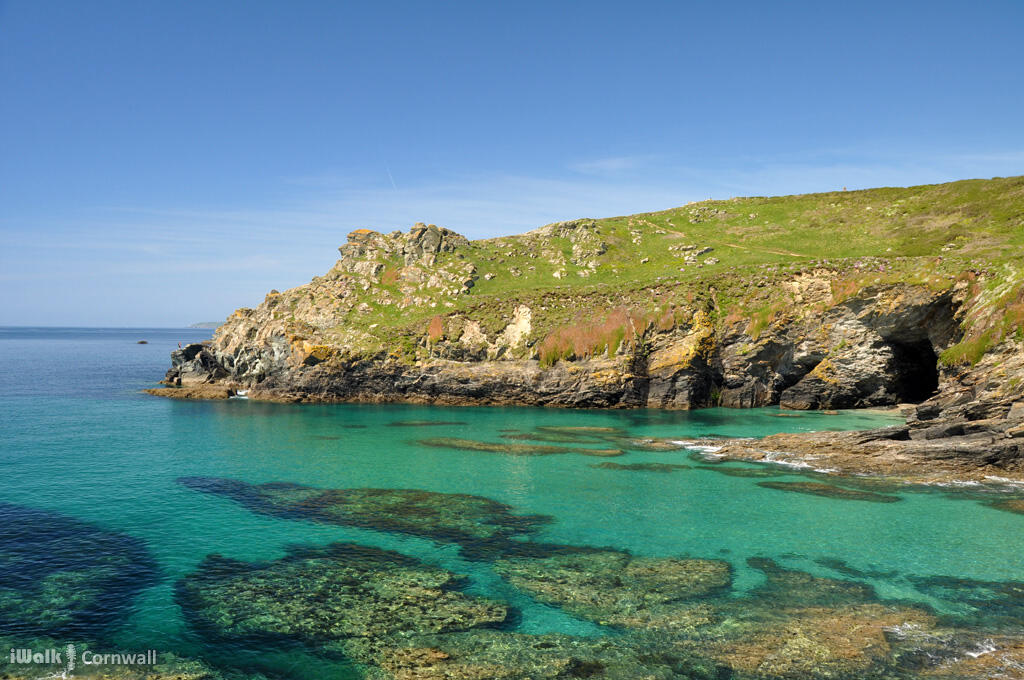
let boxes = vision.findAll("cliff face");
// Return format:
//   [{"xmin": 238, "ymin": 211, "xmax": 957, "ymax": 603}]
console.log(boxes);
[
  {"xmin": 156, "ymin": 177, "xmax": 1024, "ymax": 430},
  {"xmin": 164, "ymin": 273, "xmax": 1014, "ymax": 416}
]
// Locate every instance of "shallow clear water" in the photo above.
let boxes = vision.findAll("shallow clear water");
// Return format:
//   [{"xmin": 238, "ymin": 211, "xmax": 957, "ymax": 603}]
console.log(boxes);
[{"xmin": 2, "ymin": 327, "xmax": 1023, "ymax": 678}]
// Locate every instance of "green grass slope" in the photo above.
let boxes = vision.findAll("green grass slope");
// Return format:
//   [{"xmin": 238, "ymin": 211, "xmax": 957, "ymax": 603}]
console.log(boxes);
[{"xmin": 271, "ymin": 175, "xmax": 1024, "ymax": 367}]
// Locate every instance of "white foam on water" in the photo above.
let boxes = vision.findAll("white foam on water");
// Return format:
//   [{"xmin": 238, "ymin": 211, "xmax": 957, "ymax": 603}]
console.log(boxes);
[
  {"xmin": 882, "ymin": 622, "xmax": 922, "ymax": 638},
  {"xmin": 761, "ymin": 450, "xmax": 816, "ymax": 469},
  {"xmin": 984, "ymin": 475, "xmax": 1024, "ymax": 487},
  {"xmin": 964, "ymin": 639, "xmax": 997, "ymax": 658},
  {"xmin": 671, "ymin": 441, "xmax": 724, "ymax": 454}
]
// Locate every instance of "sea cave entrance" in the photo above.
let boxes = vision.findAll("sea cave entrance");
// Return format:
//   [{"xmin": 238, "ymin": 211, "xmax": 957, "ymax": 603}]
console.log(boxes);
[{"xmin": 889, "ymin": 339, "xmax": 940, "ymax": 403}]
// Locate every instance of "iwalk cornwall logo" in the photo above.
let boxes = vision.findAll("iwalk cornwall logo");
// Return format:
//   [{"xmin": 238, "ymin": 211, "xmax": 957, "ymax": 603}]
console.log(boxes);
[{"xmin": 7, "ymin": 644, "xmax": 157, "ymax": 675}]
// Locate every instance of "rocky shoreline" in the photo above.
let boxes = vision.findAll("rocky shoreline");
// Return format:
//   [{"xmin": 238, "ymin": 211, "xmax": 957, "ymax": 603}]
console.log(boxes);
[
  {"xmin": 697, "ymin": 393, "xmax": 1024, "ymax": 485},
  {"xmin": 146, "ymin": 284, "xmax": 1024, "ymax": 483},
  {"xmin": 147, "ymin": 196, "xmax": 1024, "ymax": 483}
]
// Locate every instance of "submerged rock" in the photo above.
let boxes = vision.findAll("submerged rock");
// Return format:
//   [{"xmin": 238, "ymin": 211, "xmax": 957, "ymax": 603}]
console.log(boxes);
[
  {"xmin": 339, "ymin": 630, "xmax": 726, "ymax": 680},
  {"xmin": 501, "ymin": 431, "xmax": 598, "ymax": 443},
  {"xmin": 679, "ymin": 558, "xmax": 940, "ymax": 679},
  {"xmin": 988, "ymin": 498, "xmax": 1024, "ymax": 515},
  {"xmin": 493, "ymin": 550, "xmax": 730, "ymax": 631},
  {"xmin": 615, "ymin": 438, "xmax": 689, "ymax": 452},
  {"xmin": 0, "ymin": 503, "xmax": 156, "ymax": 639},
  {"xmin": 757, "ymin": 480, "xmax": 903, "ymax": 503},
  {"xmin": 696, "ymin": 602, "xmax": 936, "ymax": 679},
  {"xmin": 813, "ymin": 557, "xmax": 899, "ymax": 580},
  {"xmin": 417, "ymin": 437, "xmax": 624, "ymax": 457},
  {"xmin": 694, "ymin": 464, "xmax": 787, "ymax": 477},
  {"xmin": 744, "ymin": 557, "xmax": 881, "ymax": 608},
  {"xmin": 178, "ymin": 477, "xmax": 550, "ymax": 540},
  {"xmin": 418, "ymin": 437, "xmax": 572, "ymax": 455},
  {"xmin": 590, "ymin": 462, "xmax": 692, "ymax": 473},
  {"xmin": 387, "ymin": 420, "xmax": 468, "ymax": 427},
  {"xmin": 177, "ymin": 543, "xmax": 509, "ymax": 643},
  {"xmin": 572, "ymin": 448, "xmax": 627, "ymax": 457},
  {"xmin": 535, "ymin": 426, "xmax": 626, "ymax": 436},
  {"xmin": 176, "ymin": 477, "xmax": 599, "ymax": 561},
  {"xmin": 910, "ymin": 574, "xmax": 1024, "ymax": 631}
]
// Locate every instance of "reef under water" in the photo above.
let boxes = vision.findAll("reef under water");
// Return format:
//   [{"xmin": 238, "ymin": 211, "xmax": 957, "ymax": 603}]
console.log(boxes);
[
  {"xmin": 589, "ymin": 461, "xmax": 693, "ymax": 472},
  {"xmin": 167, "ymin": 474, "xmax": 1024, "ymax": 679},
  {"xmin": 176, "ymin": 477, "xmax": 613, "ymax": 562},
  {"xmin": 176, "ymin": 543, "xmax": 510, "ymax": 642},
  {"xmin": 165, "ymin": 527, "xmax": 1024, "ymax": 679},
  {"xmin": 0, "ymin": 502, "xmax": 156, "ymax": 640},
  {"xmin": 416, "ymin": 436, "xmax": 626, "ymax": 457},
  {"xmin": 756, "ymin": 480, "xmax": 904, "ymax": 503}
]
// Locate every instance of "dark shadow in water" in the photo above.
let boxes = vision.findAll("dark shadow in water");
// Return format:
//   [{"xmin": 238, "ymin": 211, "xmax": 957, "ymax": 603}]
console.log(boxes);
[
  {"xmin": 987, "ymin": 498, "xmax": 1024, "ymax": 515},
  {"xmin": 0, "ymin": 502, "xmax": 157, "ymax": 641},
  {"xmin": 910, "ymin": 573, "xmax": 1024, "ymax": 631},
  {"xmin": 745, "ymin": 557, "xmax": 880, "ymax": 608}
]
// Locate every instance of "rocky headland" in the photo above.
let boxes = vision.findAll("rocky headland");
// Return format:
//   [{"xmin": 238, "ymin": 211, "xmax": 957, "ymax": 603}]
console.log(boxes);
[{"xmin": 149, "ymin": 176, "xmax": 1024, "ymax": 479}]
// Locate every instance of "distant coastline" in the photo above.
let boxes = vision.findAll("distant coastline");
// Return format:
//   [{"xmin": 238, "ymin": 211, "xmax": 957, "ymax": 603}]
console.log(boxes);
[{"xmin": 188, "ymin": 322, "xmax": 221, "ymax": 329}]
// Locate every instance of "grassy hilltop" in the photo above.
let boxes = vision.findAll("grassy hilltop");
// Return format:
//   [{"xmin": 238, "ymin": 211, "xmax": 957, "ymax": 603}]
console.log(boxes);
[{"xmin": 250, "ymin": 175, "xmax": 1024, "ymax": 369}]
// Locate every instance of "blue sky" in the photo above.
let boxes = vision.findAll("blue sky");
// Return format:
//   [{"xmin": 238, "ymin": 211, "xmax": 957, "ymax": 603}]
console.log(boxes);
[{"xmin": 1, "ymin": 1, "xmax": 1022, "ymax": 326}]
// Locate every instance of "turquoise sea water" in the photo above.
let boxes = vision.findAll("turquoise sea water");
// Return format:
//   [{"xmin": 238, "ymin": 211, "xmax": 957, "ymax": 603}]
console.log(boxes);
[{"xmin": 2, "ymin": 327, "xmax": 1023, "ymax": 678}]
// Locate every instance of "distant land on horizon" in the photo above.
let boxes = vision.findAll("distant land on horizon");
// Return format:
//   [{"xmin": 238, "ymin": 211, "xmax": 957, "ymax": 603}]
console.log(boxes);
[{"xmin": 188, "ymin": 322, "xmax": 221, "ymax": 329}]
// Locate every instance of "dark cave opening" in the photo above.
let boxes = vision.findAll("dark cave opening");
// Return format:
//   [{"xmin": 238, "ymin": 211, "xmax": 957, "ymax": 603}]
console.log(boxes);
[{"xmin": 889, "ymin": 339, "xmax": 940, "ymax": 403}]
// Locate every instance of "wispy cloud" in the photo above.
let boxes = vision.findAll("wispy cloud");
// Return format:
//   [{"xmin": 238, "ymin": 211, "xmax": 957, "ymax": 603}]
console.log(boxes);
[
  {"xmin": 569, "ymin": 154, "xmax": 661, "ymax": 175},
  {"xmin": 3, "ymin": 148, "xmax": 1022, "ymax": 325}
]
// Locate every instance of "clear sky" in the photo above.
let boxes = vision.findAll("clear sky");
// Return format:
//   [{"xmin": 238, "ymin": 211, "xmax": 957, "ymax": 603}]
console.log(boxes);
[{"xmin": 1, "ymin": 1, "xmax": 1022, "ymax": 326}]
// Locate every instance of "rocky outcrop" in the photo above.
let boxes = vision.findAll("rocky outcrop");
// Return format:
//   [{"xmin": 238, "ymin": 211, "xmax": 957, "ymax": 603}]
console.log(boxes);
[
  {"xmin": 149, "ymin": 213, "xmax": 1024, "ymax": 473},
  {"xmin": 704, "ymin": 338, "xmax": 1024, "ymax": 480},
  {"xmin": 155, "ymin": 275, "xmax": 967, "ymax": 409}
]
